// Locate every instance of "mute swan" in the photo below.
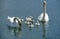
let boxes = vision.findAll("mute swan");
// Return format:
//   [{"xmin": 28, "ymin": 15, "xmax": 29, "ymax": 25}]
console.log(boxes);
[
  {"xmin": 7, "ymin": 16, "xmax": 23, "ymax": 36},
  {"xmin": 38, "ymin": 0, "xmax": 49, "ymax": 22},
  {"xmin": 7, "ymin": 16, "xmax": 24, "ymax": 27}
]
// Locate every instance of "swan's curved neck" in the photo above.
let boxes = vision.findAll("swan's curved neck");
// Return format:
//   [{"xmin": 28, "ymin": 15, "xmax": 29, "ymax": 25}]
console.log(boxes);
[
  {"xmin": 43, "ymin": 0, "xmax": 47, "ymax": 20},
  {"xmin": 14, "ymin": 17, "xmax": 22, "ymax": 26}
]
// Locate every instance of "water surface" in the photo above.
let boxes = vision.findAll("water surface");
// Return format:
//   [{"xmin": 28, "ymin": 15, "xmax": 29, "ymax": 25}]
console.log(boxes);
[{"xmin": 0, "ymin": 0, "xmax": 60, "ymax": 39}]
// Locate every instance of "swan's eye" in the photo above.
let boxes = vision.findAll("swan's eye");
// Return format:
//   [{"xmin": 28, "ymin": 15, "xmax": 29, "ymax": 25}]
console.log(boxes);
[{"xmin": 43, "ymin": 2, "xmax": 45, "ymax": 4}]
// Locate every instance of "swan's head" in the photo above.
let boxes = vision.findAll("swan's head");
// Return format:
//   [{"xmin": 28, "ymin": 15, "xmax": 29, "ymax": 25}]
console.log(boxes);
[{"xmin": 43, "ymin": 1, "xmax": 46, "ymax": 4}]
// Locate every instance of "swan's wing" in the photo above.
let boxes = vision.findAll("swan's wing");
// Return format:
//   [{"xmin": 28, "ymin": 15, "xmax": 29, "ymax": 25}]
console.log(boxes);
[
  {"xmin": 38, "ymin": 13, "xmax": 43, "ymax": 21},
  {"xmin": 45, "ymin": 13, "xmax": 49, "ymax": 21},
  {"xmin": 38, "ymin": 13, "xmax": 49, "ymax": 22}
]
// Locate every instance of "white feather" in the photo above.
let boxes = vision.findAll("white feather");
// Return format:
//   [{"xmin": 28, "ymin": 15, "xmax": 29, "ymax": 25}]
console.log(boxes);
[{"xmin": 38, "ymin": 13, "xmax": 49, "ymax": 22}]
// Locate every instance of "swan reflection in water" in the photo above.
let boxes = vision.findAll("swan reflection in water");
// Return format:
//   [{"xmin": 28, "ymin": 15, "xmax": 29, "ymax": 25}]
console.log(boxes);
[
  {"xmin": 7, "ymin": 25, "xmax": 22, "ymax": 36},
  {"xmin": 42, "ymin": 21, "xmax": 49, "ymax": 39},
  {"xmin": 28, "ymin": 24, "xmax": 34, "ymax": 31}
]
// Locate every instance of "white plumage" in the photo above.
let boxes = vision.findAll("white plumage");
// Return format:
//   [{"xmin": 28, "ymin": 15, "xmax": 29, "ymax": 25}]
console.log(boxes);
[
  {"xmin": 38, "ymin": 0, "xmax": 49, "ymax": 22},
  {"xmin": 25, "ymin": 16, "xmax": 34, "ymax": 27},
  {"xmin": 7, "ymin": 16, "xmax": 23, "ymax": 27},
  {"xmin": 38, "ymin": 13, "xmax": 49, "ymax": 22},
  {"xmin": 8, "ymin": 16, "xmax": 15, "ymax": 23}
]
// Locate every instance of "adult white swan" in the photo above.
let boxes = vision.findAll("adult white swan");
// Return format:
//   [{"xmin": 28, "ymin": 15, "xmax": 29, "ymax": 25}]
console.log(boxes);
[
  {"xmin": 7, "ymin": 16, "xmax": 24, "ymax": 27},
  {"xmin": 38, "ymin": 0, "xmax": 49, "ymax": 23},
  {"xmin": 7, "ymin": 16, "xmax": 24, "ymax": 35}
]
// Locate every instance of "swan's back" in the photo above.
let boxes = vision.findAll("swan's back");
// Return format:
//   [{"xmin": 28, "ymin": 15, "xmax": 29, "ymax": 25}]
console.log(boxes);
[
  {"xmin": 7, "ymin": 16, "xmax": 20, "ymax": 27},
  {"xmin": 7, "ymin": 16, "xmax": 15, "ymax": 23}
]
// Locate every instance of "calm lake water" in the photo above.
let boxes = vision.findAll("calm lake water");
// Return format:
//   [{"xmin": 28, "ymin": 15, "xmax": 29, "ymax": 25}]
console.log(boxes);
[{"xmin": 0, "ymin": 0, "xmax": 60, "ymax": 39}]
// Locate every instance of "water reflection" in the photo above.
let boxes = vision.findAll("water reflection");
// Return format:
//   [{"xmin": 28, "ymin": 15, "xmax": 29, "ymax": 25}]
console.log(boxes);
[
  {"xmin": 29, "ymin": 26, "xmax": 32, "ymax": 31},
  {"xmin": 7, "ymin": 25, "xmax": 22, "ymax": 36},
  {"xmin": 25, "ymin": 24, "xmax": 34, "ymax": 31},
  {"xmin": 42, "ymin": 22, "xmax": 49, "ymax": 39}
]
